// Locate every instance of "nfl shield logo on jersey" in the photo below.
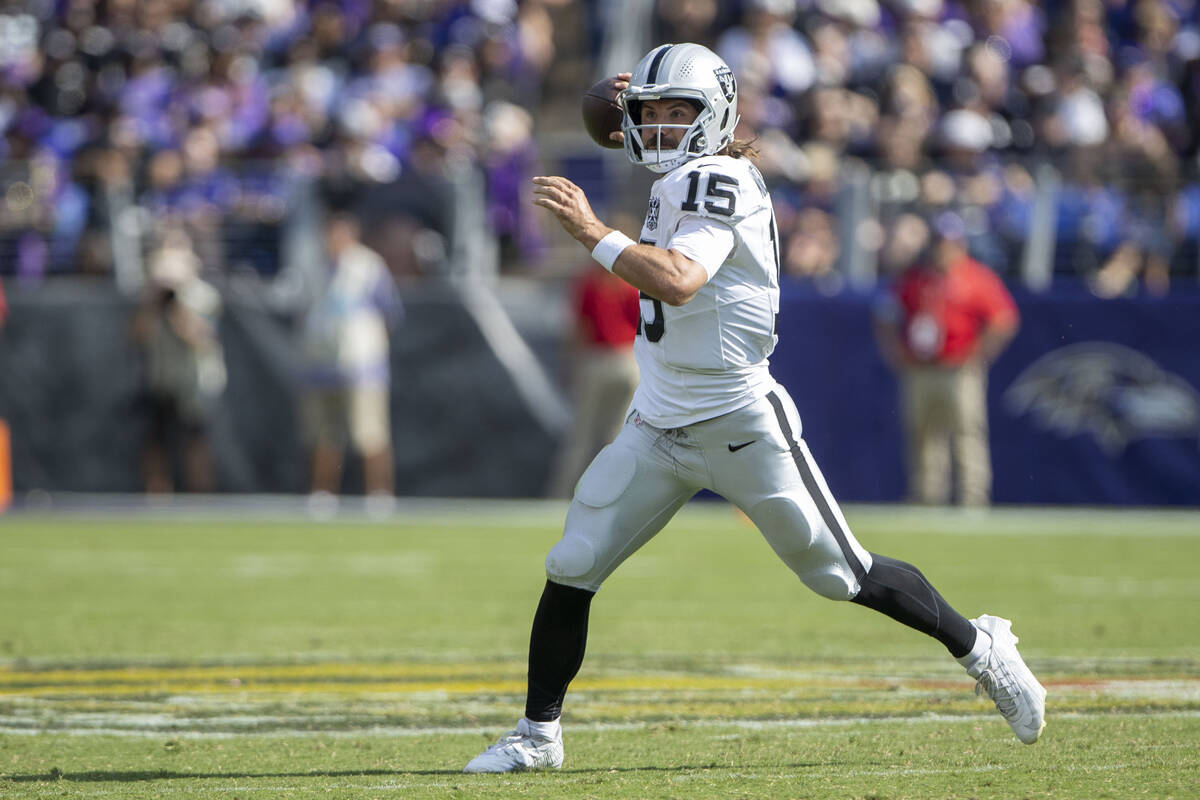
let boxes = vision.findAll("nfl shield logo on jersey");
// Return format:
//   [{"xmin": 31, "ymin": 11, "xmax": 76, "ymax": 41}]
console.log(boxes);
[
  {"xmin": 645, "ymin": 196, "xmax": 660, "ymax": 231},
  {"xmin": 714, "ymin": 66, "xmax": 736, "ymax": 102}
]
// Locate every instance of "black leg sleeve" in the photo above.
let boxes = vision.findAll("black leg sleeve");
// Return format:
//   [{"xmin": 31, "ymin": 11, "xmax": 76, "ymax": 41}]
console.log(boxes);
[
  {"xmin": 850, "ymin": 553, "xmax": 977, "ymax": 658},
  {"xmin": 525, "ymin": 579, "xmax": 595, "ymax": 722}
]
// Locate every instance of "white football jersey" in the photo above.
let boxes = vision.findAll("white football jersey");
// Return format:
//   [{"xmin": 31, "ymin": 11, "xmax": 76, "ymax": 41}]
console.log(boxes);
[{"xmin": 631, "ymin": 154, "xmax": 781, "ymax": 428}]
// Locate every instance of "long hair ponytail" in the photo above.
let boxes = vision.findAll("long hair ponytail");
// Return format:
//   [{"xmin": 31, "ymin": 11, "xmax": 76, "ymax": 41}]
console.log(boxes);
[{"xmin": 720, "ymin": 138, "xmax": 760, "ymax": 160}]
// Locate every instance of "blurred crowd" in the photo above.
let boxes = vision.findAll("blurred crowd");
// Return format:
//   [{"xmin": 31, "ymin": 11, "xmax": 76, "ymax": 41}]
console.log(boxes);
[
  {"xmin": 0, "ymin": 0, "xmax": 562, "ymax": 284},
  {"xmin": 655, "ymin": 0, "xmax": 1200, "ymax": 295},
  {"xmin": 1, "ymin": 0, "xmax": 1199, "ymax": 296}
]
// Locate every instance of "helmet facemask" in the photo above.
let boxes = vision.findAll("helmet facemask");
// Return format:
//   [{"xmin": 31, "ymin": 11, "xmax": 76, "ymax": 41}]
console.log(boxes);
[
  {"xmin": 620, "ymin": 43, "xmax": 739, "ymax": 174},
  {"xmin": 621, "ymin": 95, "xmax": 716, "ymax": 173}
]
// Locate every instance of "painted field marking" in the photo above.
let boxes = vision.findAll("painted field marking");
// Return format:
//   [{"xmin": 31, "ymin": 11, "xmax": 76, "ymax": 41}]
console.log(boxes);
[
  {"xmin": 3, "ymin": 659, "xmax": 1198, "ymax": 698},
  {"xmin": 3, "ymin": 707, "xmax": 1199, "ymax": 740},
  {"xmin": 8, "ymin": 495, "xmax": 1200, "ymax": 537}
]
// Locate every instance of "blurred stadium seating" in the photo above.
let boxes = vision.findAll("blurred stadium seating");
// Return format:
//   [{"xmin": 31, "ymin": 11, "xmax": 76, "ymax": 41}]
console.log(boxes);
[{"xmin": 0, "ymin": 0, "xmax": 1198, "ymax": 503}]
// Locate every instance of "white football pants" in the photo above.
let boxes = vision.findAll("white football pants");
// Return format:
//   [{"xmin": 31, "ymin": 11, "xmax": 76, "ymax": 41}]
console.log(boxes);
[{"xmin": 545, "ymin": 384, "xmax": 874, "ymax": 599}]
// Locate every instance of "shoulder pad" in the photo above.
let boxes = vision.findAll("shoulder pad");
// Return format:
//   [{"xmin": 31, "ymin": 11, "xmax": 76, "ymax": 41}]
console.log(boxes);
[{"xmin": 659, "ymin": 156, "xmax": 762, "ymax": 222}]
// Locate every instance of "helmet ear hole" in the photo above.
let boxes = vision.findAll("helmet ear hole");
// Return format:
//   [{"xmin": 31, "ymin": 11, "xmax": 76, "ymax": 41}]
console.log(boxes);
[{"xmin": 721, "ymin": 109, "xmax": 729, "ymax": 130}]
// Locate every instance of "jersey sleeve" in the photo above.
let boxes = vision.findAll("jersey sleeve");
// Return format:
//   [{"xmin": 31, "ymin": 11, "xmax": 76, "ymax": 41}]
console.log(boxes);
[{"xmin": 667, "ymin": 215, "xmax": 736, "ymax": 279}]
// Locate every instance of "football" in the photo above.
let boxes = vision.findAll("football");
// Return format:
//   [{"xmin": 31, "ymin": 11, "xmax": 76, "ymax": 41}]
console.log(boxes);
[{"xmin": 581, "ymin": 77, "xmax": 625, "ymax": 149}]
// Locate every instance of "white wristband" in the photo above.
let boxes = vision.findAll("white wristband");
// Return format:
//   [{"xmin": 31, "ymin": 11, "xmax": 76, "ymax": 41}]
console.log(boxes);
[{"xmin": 590, "ymin": 230, "xmax": 635, "ymax": 272}]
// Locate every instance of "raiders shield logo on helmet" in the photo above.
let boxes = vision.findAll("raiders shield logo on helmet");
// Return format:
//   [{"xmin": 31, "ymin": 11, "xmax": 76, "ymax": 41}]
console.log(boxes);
[
  {"xmin": 714, "ymin": 66, "xmax": 736, "ymax": 102},
  {"xmin": 622, "ymin": 43, "xmax": 740, "ymax": 173}
]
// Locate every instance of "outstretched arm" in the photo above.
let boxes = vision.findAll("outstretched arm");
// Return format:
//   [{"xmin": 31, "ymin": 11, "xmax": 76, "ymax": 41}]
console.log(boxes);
[{"xmin": 531, "ymin": 175, "xmax": 708, "ymax": 306}]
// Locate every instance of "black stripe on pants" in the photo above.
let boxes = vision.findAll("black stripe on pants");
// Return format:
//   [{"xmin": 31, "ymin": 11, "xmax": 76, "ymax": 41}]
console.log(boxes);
[
  {"xmin": 766, "ymin": 391, "xmax": 866, "ymax": 581},
  {"xmin": 766, "ymin": 390, "xmax": 976, "ymax": 658}
]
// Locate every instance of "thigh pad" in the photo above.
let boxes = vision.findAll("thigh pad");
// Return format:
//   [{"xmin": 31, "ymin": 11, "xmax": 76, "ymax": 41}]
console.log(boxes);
[
  {"xmin": 746, "ymin": 494, "xmax": 865, "ymax": 601},
  {"xmin": 546, "ymin": 431, "xmax": 692, "ymax": 591}
]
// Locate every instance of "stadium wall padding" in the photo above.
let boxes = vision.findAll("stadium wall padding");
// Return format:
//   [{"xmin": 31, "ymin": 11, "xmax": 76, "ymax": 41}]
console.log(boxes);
[
  {"xmin": 1, "ymin": 280, "xmax": 1198, "ymax": 505},
  {"xmin": 770, "ymin": 281, "xmax": 1200, "ymax": 507},
  {"xmin": 0, "ymin": 281, "xmax": 557, "ymax": 498}
]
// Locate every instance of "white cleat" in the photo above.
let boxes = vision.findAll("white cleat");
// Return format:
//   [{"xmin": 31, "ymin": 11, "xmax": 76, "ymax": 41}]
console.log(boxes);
[
  {"xmin": 967, "ymin": 615, "xmax": 1047, "ymax": 744},
  {"xmin": 463, "ymin": 718, "xmax": 564, "ymax": 773}
]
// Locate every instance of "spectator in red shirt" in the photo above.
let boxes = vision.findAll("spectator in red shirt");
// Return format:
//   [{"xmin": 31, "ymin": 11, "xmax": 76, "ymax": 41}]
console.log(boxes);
[
  {"xmin": 548, "ymin": 262, "xmax": 641, "ymax": 498},
  {"xmin": 874, "ymin": 212, "xmax": 1019, "ymax": 506}
]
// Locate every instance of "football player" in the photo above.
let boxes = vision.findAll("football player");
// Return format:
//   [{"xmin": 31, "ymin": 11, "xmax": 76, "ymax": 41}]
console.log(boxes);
[{"xmin": 465, "ymin": 43, "xmax": 1045, "ymax": 773}]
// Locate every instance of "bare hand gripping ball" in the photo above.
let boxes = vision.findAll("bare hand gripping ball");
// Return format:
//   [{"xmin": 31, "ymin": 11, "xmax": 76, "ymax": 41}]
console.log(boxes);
[{"xmin": 581, "ymin": 78, "xmax": 624, "ymax": 149}]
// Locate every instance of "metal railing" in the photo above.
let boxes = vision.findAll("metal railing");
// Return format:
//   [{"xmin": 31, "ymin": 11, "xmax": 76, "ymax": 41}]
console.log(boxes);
[{"xmin": 3, "ymin": 154, "xmax": 1198, "ymax": 295}]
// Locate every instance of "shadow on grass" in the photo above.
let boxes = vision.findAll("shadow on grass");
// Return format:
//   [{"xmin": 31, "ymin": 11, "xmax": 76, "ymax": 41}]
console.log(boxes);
[
  {"xmin": 7, "ymin": 768, "xmax": 458, "ymax": 783},
  {"xmin": 6, "ymin": 761, "xmax": 836, "ymax": 783}
]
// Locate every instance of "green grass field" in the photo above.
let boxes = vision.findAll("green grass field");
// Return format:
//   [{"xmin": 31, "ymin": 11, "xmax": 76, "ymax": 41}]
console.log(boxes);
[{"xmin": 2, "ymin": 501, "xmax": 1198, "ymax": 799}]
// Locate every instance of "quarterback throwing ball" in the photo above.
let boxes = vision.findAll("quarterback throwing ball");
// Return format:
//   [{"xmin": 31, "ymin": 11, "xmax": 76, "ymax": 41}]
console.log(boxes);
[{"xmin": 464, "ymin": 43, "xmax": 1045, "ymax": 773}]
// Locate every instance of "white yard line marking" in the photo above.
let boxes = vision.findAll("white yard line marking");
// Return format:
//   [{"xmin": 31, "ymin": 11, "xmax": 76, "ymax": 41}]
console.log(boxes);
[
  {"xmin": 8, "ymin": 495, "xmax": 1200, "ymax": 537},
  {"xmin": 2, "ymin": 709, "xmax": 1198, "ymax": 739}
]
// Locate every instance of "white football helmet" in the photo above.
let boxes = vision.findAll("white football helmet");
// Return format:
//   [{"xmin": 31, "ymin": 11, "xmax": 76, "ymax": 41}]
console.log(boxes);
[{"xmin": 620, "ymin": 43, "xmax": 740, "ymax": 173}]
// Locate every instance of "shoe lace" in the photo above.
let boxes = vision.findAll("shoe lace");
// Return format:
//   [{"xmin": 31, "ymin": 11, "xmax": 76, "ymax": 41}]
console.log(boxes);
[
  {"xmin": 484, "ymin": 728, "xmax": 530, "ymax": 753},
  {"xmin": 974, "ymin": 658, "xmax": 1022, "ymax": 717}
]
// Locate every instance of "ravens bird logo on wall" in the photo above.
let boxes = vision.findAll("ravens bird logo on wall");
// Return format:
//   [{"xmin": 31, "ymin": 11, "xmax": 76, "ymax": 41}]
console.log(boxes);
[{"xmin": 1005, "ymin": 342, "xmax": 1200, "ymax": 455}]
